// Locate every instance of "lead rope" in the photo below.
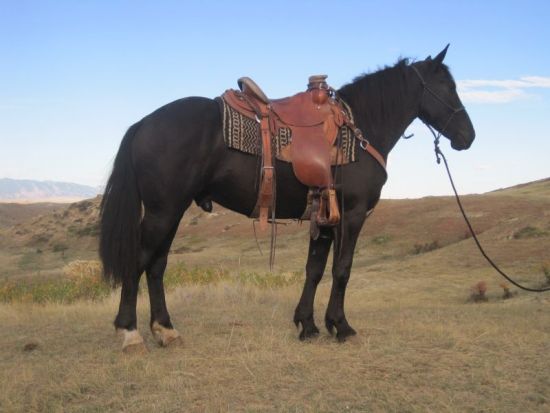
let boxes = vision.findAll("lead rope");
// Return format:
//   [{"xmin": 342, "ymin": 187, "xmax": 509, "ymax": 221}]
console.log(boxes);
[{"xmin": 425, "ymin": 123, "xmax": 550, "ymax": 292}]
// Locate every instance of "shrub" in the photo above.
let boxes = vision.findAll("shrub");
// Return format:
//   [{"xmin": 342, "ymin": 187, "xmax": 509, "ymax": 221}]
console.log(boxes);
[
  {"xmin": 499, "ymin": 283, "xmax": 515, "ymax": 299},
  {"xmin": 31, "ymin": 234, "xmax": 51, "ymax": 244},
  {"xmin": 53, "ymin": 242, "xmax": 68, "ymax": 253},
  {"xmin": 63, "ymin": 260, "xmax": 103, "ymax": 280},
  {"xmin": 412, "ymin": 240, "xmax": 440, "ymax": 255},
  {"xmin": 470, "ymin": 281, "xmax": 488, "ymax": 302},
  {"xmin": 513, "ymin": 226, "xmax": 548, "ymax": 239},
  {"xmin": 371, "ymin": 235, "xmax": 390, "ymax": 245},
  {"xmin": 542, "ymin": 263, "xmax": 550, "ymax": 286},
  {"xmin": 76, "ymin": 223, "xmax": 100, "ymax": 237},
  {"xmin": 72, "ymin": 200, "xmax": 93, "ymax": 212}
]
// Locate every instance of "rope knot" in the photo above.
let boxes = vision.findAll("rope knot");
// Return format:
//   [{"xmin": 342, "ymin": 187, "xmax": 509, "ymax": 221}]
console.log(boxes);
[{"xmin": 434, "ymin": 137, "xmax": 442, "ymax": 164}]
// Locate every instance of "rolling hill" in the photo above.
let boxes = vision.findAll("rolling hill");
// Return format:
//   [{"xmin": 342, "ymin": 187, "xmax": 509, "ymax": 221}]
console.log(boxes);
[{"xmin": 0, "ymin": 178, "xmax": 548, "ymax": 281}]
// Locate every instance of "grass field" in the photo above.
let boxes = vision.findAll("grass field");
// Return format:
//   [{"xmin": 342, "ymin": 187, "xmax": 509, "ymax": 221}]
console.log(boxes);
[
  {"xmin": 0, "ymin": 179, "xmax": 549, "ymax": 412},
  {"xmin": 1, "ymin": 270, "xmax": 549, "ymax": 412}
]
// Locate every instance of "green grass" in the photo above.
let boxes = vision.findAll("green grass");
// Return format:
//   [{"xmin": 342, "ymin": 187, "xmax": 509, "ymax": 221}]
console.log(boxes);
[
  {"xmin": 0, "ymin": 274, "xmax": 110, "ymax": 304},
  {"xmin": 371, "ymin": 234, "xmax": 390, "ymax": 245},
  {"xmin": 513, "ymin": 225, "xmax": 548, "ymax": 239},
  {"xmin": 235, "ymin": 270, "xmax": 302, "ymax": 288},
  {"xmin": 17, "ymin": 250, "xmax": 44, "ymax": 271},
  {"xmin": 542, "ymin": 262, "xmax": 550, "ymax": 286},
  {"xmin": 164, "ymin": 263, "xmax": 230, "ymax": 287},
  {"xmin": 0, "ymin": 261, "xmax": 303, "ymax": 304}
]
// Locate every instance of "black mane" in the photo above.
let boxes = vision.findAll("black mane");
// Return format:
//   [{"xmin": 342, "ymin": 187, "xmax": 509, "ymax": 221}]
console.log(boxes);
[{"xmin": 337, "ymin": 59, "xmax": 415, "ymax": 151}]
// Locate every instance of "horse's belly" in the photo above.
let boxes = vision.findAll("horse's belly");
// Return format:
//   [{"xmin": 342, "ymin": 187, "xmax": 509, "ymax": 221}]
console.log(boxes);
[{"xmin": 208, "ymin": 152, "xmax": 309, "ymax": 219}]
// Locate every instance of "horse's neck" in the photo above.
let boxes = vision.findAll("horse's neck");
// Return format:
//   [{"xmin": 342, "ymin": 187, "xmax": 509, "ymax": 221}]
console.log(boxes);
[
  {"xmin": 371, "ymin": 102, "xmax": 419, "ymax": 159},
  {"xmin": 381, "ymin": 113, "xmax": 418, "ymax": 158},
  {"xmin": 353, "ymin": 69, "xmax": 421, "ymax": 158}
]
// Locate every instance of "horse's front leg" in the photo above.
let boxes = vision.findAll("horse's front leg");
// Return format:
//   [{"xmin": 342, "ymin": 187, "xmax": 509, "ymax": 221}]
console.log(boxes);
[
  {"xmin": 294, "ymin": 227, "xmax": 333, "ymax": 340},
  {"xmin": 325, "ymin": 210, "xmax": 366, "ymax": 342}
]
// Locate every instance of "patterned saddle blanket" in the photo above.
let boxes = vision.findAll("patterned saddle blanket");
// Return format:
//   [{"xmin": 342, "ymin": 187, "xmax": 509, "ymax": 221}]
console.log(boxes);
[{"xmin": 217, "ymin": 97, "xmax": 358, "ymax": 165}]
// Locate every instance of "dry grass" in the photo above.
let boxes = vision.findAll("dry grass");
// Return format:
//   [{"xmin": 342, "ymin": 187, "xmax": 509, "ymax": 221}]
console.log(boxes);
[{"xmin": 1, "ymin": 274, "xmax": 549, "ymax": 412}]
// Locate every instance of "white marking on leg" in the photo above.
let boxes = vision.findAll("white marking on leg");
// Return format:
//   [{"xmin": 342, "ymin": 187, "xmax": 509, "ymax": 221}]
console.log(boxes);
[
  {"xmin": 151, "ymin": 321, "xmax": 182, "ymax": 347},
  {"xmin": 117, "ymin": 329, "xmax": 146, "ymax": 353}
]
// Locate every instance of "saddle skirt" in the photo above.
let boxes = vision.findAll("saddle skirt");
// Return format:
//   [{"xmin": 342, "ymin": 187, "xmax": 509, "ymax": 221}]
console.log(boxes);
[{"xmin": 219, "ymin": 90, "xmax": 358, "ymax": 167}]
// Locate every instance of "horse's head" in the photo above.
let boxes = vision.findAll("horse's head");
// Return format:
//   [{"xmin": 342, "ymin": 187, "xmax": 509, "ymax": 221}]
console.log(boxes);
[{"xmin": 413, "ymin": 45, "xmax": 475, "ymax": 150}]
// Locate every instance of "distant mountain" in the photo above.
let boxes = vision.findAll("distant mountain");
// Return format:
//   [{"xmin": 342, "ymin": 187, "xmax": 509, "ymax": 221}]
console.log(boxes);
[{"xmin": 0, "ymin": 178, "xmax": 100, "ymax": 202}]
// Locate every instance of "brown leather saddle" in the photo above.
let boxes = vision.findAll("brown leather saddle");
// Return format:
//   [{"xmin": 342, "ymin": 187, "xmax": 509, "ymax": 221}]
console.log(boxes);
[{"xmin": 221, "ymin": 75, "xmax": 385, "ymax": 237}]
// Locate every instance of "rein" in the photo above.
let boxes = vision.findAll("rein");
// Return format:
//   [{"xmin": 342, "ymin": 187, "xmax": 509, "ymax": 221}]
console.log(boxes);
[
  {"xmin": 413, "ymin": 66, "xmax": 550, "ymax": 292},
  {"xmin": 432, "ymin": 136, "xmax": 550, "ymax": 292}
]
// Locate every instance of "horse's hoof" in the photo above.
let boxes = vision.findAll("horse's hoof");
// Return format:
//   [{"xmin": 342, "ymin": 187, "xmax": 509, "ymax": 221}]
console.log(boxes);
[
  {"xmin": 123, "ymin": 342, "xmax": 149, "ymax": 354},
  {"xmin": 336, "ymin": 327, "xmax": 357, "ymax": 343},
  {"xmin": 325, "ymin": 319, "xmax": 335, "ymax": 335},
  {"xmin": 299, "ymin": 324, "xmax": 320, "ymax": 341},
  {"xmin": 118, "ymin": 329, "xmax": 148, "ymax": 354},
  {"xmin": 151, "ymin": 321, "xmax": 183, "ymax": 347}
]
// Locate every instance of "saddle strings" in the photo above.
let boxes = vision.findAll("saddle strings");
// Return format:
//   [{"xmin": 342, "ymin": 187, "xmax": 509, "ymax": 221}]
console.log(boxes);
[
  {"xmin": 333, "ymin": 110, "xmax": 345, "ymax": 258},
  {"xmin": 270, "ymin": 169, "xmax": 277, "ymax": 270}
]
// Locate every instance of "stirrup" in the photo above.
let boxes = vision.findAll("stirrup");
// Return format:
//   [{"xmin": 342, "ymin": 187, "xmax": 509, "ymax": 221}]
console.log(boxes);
[{"xmin": 313, "ymin": 188, "xmax": 340, "ymax": 228}]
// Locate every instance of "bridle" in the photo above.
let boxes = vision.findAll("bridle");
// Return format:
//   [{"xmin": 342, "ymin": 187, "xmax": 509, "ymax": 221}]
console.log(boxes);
[{"xmin": 411, "ymin": 64, "xmax": 465, "ymax": 161}]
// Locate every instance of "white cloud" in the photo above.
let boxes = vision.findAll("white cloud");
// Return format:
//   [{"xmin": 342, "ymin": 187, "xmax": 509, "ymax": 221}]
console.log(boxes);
[
  {"xmin": 457, "ymin": 76, "xmax": 550, "ymax": 103},
  {"xmin": 459, "ymin": 89, "xmax": 528, "ymax": 104},
  {"xmin": 475, "ymin": 164, "xmax": 492, "ymax": 171},
  {"xmin": 521, "ymin": 76, "xmax": 550, "ymax": 87}
]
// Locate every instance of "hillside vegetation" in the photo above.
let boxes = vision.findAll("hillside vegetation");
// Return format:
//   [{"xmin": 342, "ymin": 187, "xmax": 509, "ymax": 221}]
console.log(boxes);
[
  {"xmin": 0, "ymin": 178, "xmax": 549, "ymax": 412},
  {"xmin": 1, "ymin": 179, "xmax": 549, "ymax": 282}
]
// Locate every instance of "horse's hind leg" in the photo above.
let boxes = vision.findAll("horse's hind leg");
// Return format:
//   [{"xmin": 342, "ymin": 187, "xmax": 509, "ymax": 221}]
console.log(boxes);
[
  {"xmin": 115, "ymin": 273, "xmax": 146, "ymax": 353},
  {"xmin": 138, "ymin": 206, "xmax": 189, "ymax": 347},
  {"xmin": 115, "ymin": 206, "xmax": 185, "ymax": 352},
  {"xmin": 145, "ymin": 222, "xmax": 183, "ymax": 347},
  {"xmin": 294, "ymin": 228, "xmax": 333, "ymax": 340}
]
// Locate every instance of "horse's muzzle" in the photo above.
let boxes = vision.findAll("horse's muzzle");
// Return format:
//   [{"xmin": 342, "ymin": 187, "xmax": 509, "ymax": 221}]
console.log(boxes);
[{"xmin": 451, "ymin": 129, "xmax": 475, "ymax": 150}]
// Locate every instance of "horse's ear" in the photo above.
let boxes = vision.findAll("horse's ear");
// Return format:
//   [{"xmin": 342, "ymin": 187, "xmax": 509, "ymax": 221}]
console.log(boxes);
[
  {"xmin": 425, "ymin": 55, "xmax": 432, "ymax": 60},
  {"xmin": 433, "ymin": 44, "xmax": 450, "ymax": 65}
]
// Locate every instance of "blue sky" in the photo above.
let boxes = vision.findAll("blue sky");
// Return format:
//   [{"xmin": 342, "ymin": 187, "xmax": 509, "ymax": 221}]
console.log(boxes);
[{"xmin": 1, "ymin": 0, "xmax": 549, "ymax": 198}]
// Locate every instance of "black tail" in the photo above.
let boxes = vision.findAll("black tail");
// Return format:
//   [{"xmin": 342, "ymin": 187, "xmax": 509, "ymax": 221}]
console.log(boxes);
[{"xmin": 100, "ymin": 123, "xmax": 142, "ymax": 286}]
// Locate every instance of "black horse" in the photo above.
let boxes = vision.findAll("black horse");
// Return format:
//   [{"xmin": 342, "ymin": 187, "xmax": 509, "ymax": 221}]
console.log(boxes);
[{"xmin": 100, "ymin": 46, "xmax": 475, "ymax": 352}]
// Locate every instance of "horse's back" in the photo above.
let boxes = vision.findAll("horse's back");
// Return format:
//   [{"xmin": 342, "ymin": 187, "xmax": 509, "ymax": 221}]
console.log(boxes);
[
  {"xmin": 130, "ymin": 97, "xmax": 225, "ymax": 211},
  {"xmin": 133, "ymin": 96, "xmax": 222, "ymax": 157}
]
